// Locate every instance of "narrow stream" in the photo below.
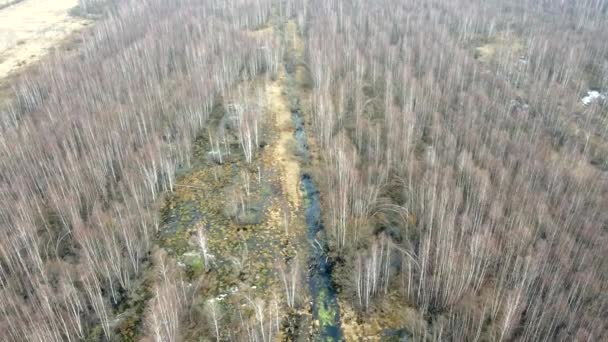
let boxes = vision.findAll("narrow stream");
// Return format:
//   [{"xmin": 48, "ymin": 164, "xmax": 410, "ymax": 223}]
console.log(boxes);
[
  {"xmin": 278, "ymin": 14, "xmax": 342, "ymax": 339},
  {"xmin": 301, "ymin": 172, "xmax": 343, "ymax": 340},
  {"xmin": 291, "ymin": 103, "xmax": 342, "ymax": 340}
]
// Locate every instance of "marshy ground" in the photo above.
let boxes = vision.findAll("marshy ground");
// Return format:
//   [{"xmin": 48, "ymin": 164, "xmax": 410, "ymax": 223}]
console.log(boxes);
[{"xmin": 155, "ymin": 29, "xmax": 317, "ymax": 338}]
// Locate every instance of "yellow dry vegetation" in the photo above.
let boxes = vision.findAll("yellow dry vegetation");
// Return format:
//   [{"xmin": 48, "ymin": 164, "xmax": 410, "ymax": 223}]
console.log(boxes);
[
  {"xmin": 266, "ymin": 67, "xmax": 302, "ymax": 209},
  {"xmin": 286, "ymin": 21, "xmax": 304, "ymax": 58},
  {"xmin": 286, "ymin": 20, "xmax": 310, "ymax": 92},
  {"xmin": 0, "ymin": 0, "xmax": 89, "ymax": 79},
  {"xmin": 340, "ymin": 296, "xmax": 424, "ymax": 341},
  {"xmin": 245, "ymin": 25, "xmax": 273, "ymax": 39},
  {"xmin": 476, "ymin": 33, "xmax": 524, "ymax": 63}
]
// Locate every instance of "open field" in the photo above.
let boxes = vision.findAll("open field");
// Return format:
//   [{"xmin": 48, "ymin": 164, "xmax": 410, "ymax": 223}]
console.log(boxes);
[{"xmin": 0, "ymin": 0, "xmax": 88, "ymax": 79}]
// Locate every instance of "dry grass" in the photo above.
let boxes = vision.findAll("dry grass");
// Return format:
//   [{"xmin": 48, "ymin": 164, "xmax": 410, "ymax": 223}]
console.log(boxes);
[
  {"xmin": 340, "ymin": 295, "xmax": 423, "ymax": 341},
  {"xmin": 476, "ymin": 33, "xmax": 524, "ymax": 63},
  {"xmin": 266, "ymin": 66, "xmax": 302, "ymax": 209}
]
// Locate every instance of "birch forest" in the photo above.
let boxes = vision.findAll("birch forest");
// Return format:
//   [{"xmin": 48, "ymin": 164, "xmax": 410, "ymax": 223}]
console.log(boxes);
[{"xmin": 0, "ymin": 0, "xmax": 606, "ymax": 341}]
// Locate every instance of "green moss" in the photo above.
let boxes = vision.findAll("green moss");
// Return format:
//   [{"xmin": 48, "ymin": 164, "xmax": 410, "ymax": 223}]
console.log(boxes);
[
  {"xmin": 182, "ymin": 251, "xmax": 205, "ymax": 277},
  {"xmin": 317, "ymin": 288, "xmax": 337, "ymax": 326},
  {"xmin": 85, "ymin": 325, "xmax": 103, "ymax": 342},
  {"xmin": 114, "ymin": 263, "xmax": 154, "ymax": 341},
  {"xmin": 118, "ymin": 316, "xmax": 139, "ymax": 342}
]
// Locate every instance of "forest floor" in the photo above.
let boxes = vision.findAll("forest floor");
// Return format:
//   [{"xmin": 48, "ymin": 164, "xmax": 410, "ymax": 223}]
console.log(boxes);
[{"xmin": 0, "ymin": 0, "xmax": 89, "ymax": 80}]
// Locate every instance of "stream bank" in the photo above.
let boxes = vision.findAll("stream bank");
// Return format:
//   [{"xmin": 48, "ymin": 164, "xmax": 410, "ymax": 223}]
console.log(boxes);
[{"xmin": 280, "ymin": 15, "xmax": 344, "ymax": 339}]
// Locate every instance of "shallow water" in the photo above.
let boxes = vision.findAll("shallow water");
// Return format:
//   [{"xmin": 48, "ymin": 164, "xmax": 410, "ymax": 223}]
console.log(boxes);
[{"xmin": 301, "ymin": 174, "xmax": 343, "ymax": 340}]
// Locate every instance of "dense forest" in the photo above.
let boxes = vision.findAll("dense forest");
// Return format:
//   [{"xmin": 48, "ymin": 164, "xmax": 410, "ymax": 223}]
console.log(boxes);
[
  {"xmin": 0, "ymin": 0, "xmax": 607, "ymax": 341},
  {"xmin": 304, "ymin": 0, "xmax": 608, "ymax": 340}
]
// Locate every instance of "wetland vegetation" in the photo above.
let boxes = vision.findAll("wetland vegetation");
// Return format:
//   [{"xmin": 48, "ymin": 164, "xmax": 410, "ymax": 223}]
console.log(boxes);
[{"xmin": 0, "ymin": 0, "xmax": 607, "ymax": 341}]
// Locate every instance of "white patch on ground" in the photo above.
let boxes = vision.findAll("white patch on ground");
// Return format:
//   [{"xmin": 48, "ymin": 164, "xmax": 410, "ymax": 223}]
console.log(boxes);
[
  {"xmin": 0, "ymin": 0, "xmax": 89, "ymax": 79},
  {"xmin": 582, "ymin": 90, "xmax": 606, "ymax": 105}
]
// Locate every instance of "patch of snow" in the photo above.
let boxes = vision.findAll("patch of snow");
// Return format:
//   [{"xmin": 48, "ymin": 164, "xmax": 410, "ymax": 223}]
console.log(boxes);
[{"xmin": 582, "ymin": 90, "xmax": 606, "ymax": 105}]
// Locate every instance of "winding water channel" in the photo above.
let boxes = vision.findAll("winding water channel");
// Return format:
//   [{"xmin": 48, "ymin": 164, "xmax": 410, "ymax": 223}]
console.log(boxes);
[
  {"xmin": 287, "ymin": 81, "xmax": 343, "ymax": 340},
  {"xmin": 278, "ymin": 13, "xmax": 343, "ymax": 336},
  {"xmin": 301, "ymin": 173, "xmax": 343, "ymax": 340}
]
